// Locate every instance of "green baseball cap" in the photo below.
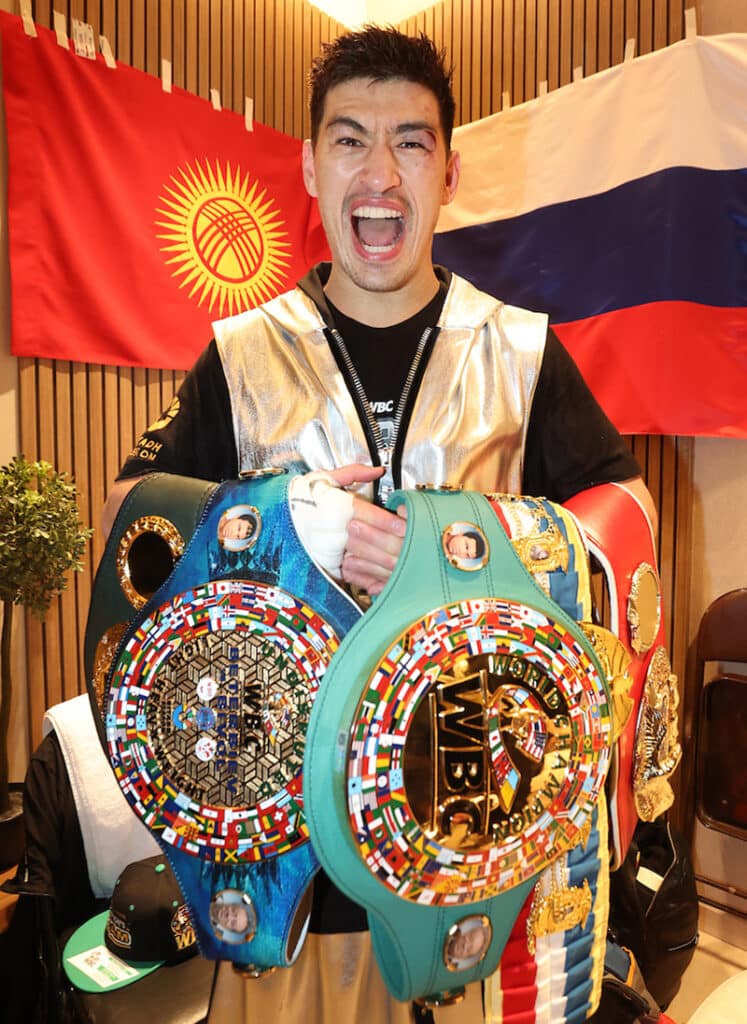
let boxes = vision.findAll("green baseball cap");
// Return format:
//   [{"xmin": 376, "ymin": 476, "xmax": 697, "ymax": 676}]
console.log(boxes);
[{"xmin": 63, "ymin": 855, "xmax": 196, "ymax": 992}]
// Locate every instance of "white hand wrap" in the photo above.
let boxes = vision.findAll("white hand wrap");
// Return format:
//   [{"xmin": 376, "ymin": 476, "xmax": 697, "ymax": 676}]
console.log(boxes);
[{"xmin": 288, "ymin": 471, "xmax": 355, "ymax": 579}]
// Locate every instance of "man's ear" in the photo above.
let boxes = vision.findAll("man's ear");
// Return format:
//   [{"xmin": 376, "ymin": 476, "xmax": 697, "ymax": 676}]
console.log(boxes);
[
  {"xmin": 442, "ymin": 149, "xmax": 461, "ymax": 206},
  {"xmin": 302, "ymin": 139, "xmax": 317, "ymax": 198}
]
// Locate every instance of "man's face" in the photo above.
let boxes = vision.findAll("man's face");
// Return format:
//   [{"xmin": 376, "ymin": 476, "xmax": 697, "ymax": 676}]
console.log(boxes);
[
  {"xmin": 220, "ymin": 516, "xmax": 252, "ymax": 541},
  {"xmin": 447, "ymin": 533, "xmax": 477, "ymax": 560},
  {"xmin": 226, "ymin": 518, "xmax": 250, "ymax": 540},
  {"xmin": 215, "ymin": 902, "xmax": 250, "ymax": 933},
  {"xmin": 448, "ymin": 925, "xmax": 485, "ymax": 961},
  {"xmin": 302, "ymin": 77, "xmax": 460, "ymax": 316}
]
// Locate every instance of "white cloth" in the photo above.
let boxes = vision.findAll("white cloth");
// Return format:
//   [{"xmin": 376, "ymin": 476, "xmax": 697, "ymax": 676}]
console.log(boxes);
[
  {"xmin": 288, "ymin": 471, "xmax": 354, "ymax": 578},
  {"xmin": 43, "ymin": 693, "xmax": 159, "ymax": 898},
  {"xmin": 688, "ymin": 970, "xmax": 747, "ymax": 1024}
]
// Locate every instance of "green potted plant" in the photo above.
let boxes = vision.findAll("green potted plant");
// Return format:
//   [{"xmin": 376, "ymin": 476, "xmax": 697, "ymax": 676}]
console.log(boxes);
[{"xmin": 0, "ymin": 455, "xmax": 92, "ymax": 866}]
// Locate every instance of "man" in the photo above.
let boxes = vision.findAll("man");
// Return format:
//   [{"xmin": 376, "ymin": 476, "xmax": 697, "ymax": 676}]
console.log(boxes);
[
  {"xmin": 216, "ymin": 508, "xmax": 259, "ymax": 547},
  {"xmin": 103, "ymin": 25, "xmax": 655, "ymax": 1023},
  {"xmin": 443, "ymin": 526, "xmax": 486, "ymax": 563},
  {"xmin": 209, "ymin": 896, "xmax": 255, "ymax": 941}
]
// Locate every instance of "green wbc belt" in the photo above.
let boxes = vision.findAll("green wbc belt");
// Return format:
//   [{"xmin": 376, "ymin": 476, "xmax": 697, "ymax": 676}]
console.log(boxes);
[{"xmin": 303, "ymin": 488, "xmax": 613, "ymax": 1005}]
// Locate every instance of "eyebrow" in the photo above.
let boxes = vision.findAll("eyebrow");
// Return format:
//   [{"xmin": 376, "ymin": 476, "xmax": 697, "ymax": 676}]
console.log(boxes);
[{"xmin": 325, "ymin": 116, "xmax": 437, "ymax": 137}]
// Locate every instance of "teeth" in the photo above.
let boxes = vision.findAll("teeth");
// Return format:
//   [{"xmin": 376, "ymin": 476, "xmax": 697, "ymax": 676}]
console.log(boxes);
[{"xmin": 353, "ymin": 206, "xmax": 402, "ymax": 220}]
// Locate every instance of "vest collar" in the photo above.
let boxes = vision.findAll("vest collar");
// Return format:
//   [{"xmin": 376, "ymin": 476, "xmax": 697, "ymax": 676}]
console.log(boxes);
[{"xmin": 295, "ymin": 263, "xmax": 500, "ymax": 335}]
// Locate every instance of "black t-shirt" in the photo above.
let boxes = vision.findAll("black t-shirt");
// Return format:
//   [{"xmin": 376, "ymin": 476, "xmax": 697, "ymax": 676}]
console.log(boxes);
[
  {"xmin": 119, "ymin": 347, "xmax": 238, "ymax": 482},
  {"xmin": 325, "ymin": 286, "xmax": 446, "ymax": 457},
  {"xmin": 523, "ymin": 328, "xmax": 639, "ymax": 501}
]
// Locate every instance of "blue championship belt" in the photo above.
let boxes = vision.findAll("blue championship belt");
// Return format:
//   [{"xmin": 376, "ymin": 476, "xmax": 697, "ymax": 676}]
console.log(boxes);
[
  {"xmin": 85, "ymin": 470, "xmax": 361, "ymax": 973},
  {"xmin": 304, "ymin": 488, "xmax": 614, "ymax": 1005}
]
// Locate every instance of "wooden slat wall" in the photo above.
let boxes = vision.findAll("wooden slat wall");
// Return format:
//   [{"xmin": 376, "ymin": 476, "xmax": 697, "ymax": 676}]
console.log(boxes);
[{"xmin": 16, "ymin": 1, "xmax": 693, "ymax": 781}]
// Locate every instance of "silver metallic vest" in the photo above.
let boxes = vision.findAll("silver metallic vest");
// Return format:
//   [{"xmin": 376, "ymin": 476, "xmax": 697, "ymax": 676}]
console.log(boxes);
[{"xmin": 213, "ymin": 271, "xmax": 547, "ymax": 500}]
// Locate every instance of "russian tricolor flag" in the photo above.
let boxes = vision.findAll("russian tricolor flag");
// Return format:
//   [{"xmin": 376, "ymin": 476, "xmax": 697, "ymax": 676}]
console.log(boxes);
[{"xmin": 434, "ymin": 33, "xmax": 747, "ymax": 438}]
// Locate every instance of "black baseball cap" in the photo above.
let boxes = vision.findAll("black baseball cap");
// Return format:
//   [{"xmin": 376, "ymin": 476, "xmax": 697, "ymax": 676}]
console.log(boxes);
[{"xmin": 63, "ymin": 855, "xmax": 197, "ymax": 992}]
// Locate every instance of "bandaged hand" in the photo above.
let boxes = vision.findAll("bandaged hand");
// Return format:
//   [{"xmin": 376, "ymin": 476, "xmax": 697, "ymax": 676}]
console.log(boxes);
[{"xmin": 288, "ymin": 464, "xmax": 407, "ymax": 595}]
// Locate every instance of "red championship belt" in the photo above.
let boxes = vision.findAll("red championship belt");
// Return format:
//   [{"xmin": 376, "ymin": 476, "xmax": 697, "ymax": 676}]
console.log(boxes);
[{"xmin": 563, "ymin": 483, "xmax": 680, "ymax": 866}]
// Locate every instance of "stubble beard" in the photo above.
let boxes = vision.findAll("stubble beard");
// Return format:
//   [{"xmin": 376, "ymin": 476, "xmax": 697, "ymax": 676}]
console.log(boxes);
[{"xmin": 334, "ymin": 241, "xmax": 429, "ymax": 300}]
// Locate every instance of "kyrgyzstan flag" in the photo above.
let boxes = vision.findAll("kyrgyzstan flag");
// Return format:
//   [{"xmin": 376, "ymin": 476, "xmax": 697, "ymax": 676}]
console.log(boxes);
[
  {"xmin": 434, "ymin": 33, "xmax": 747, "ymax": 438},
  {"xmin": 0, "ymin": 11, "xmax": 330, "ymax": 370}
]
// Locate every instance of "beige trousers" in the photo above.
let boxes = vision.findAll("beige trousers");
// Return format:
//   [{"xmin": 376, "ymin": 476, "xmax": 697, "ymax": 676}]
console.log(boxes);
[{"xmin": 208, "ymin": 932, "xmax": 484, "ymax": 1024}]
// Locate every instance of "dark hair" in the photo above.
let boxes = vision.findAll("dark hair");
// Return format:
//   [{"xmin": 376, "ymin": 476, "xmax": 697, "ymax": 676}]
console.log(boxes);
[
  {"xmin": 462, "ymin": 530, "xmax": 485, "ymax": 556},
  {"xmin": 308, "ymin": 25, "xmax": 455, "ymax": 148}
]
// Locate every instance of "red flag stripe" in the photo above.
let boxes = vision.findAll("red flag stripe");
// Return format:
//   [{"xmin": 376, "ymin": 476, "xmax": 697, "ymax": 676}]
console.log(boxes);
[{"xmin": 554, "ymin": 302, "xmax": 747, "ymax": 437}]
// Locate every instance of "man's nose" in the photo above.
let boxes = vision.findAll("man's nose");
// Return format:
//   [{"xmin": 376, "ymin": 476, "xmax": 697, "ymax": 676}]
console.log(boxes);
[{"xmin": 359, "ymin": 142, "xmax": 401, "ymax": 192}]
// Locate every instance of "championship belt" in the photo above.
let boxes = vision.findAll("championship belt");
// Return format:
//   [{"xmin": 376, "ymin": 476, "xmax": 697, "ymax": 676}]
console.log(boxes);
[
  {"xmin": 564, "ymin": 484, "xmax": 681, "ymax": 865},
  {"xmin": 484, "ymin": 495, "xmax": 616, "ymax": 1023},
  {"xmin": 85, "ymin": 472, "xmax": 218, "ymax": 722},
  {"xmin": 85, "ymin": 469, "xmax": 361, "ymax": 972},
  {"xmin": 485, "ymin": 797, "xmax": 610, "ymax": 1024},
  {"xmin": 304, "ymin": 488, "xmax": 614, "ymax": 1006}
]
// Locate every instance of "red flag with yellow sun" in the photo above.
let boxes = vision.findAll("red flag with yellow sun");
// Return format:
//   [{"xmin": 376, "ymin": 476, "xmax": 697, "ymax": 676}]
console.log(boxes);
[{"xmin": 0, "ymin": 11, "xmax": 330, "ymax": 370}]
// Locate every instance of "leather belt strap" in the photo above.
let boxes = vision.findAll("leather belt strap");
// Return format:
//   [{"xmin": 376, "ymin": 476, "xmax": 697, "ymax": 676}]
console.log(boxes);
[
  {"xmin": 305, "ymin": 488, "xmax": 612, "ymax": 1004},
  {"xmin": 483, "ymin": 495, "xmax": 610, "ymax": 1022},
  {"xmin": 563, "ymin": 483, "xmax": 672, "ymax": 864}
]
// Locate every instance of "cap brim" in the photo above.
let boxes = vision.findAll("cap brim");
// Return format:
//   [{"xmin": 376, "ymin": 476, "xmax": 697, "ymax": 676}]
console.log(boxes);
[{"xmin": 63, "ymin": 911, "xmax": 164, "ymax": 992}]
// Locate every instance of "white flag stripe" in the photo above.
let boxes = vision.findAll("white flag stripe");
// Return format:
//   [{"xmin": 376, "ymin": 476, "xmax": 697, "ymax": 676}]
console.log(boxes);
[{"xmin": 437, "ymin": 34, "xmax": 747, "ymax": 233}]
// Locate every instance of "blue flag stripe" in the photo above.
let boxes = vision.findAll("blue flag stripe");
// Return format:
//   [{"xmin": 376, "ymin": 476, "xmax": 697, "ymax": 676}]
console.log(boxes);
[{"xmin": 433, "ymin": 166, "xmax": 747, "ymax": 322}]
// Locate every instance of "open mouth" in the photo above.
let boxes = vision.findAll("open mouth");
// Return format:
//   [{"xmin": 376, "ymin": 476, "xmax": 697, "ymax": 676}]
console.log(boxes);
[{"xmin": 352, "ymin": 205, "xmax": 405, "ymax": 254}]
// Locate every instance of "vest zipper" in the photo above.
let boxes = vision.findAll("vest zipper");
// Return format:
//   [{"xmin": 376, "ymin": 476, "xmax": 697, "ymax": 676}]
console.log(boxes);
[
  {"xmin": 390, "ymin": 326, "xmax": 438, "ymax": 493},
  {"xmin": 327, "ymin": 325, "xmax": 434, "ymax": 504}
]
